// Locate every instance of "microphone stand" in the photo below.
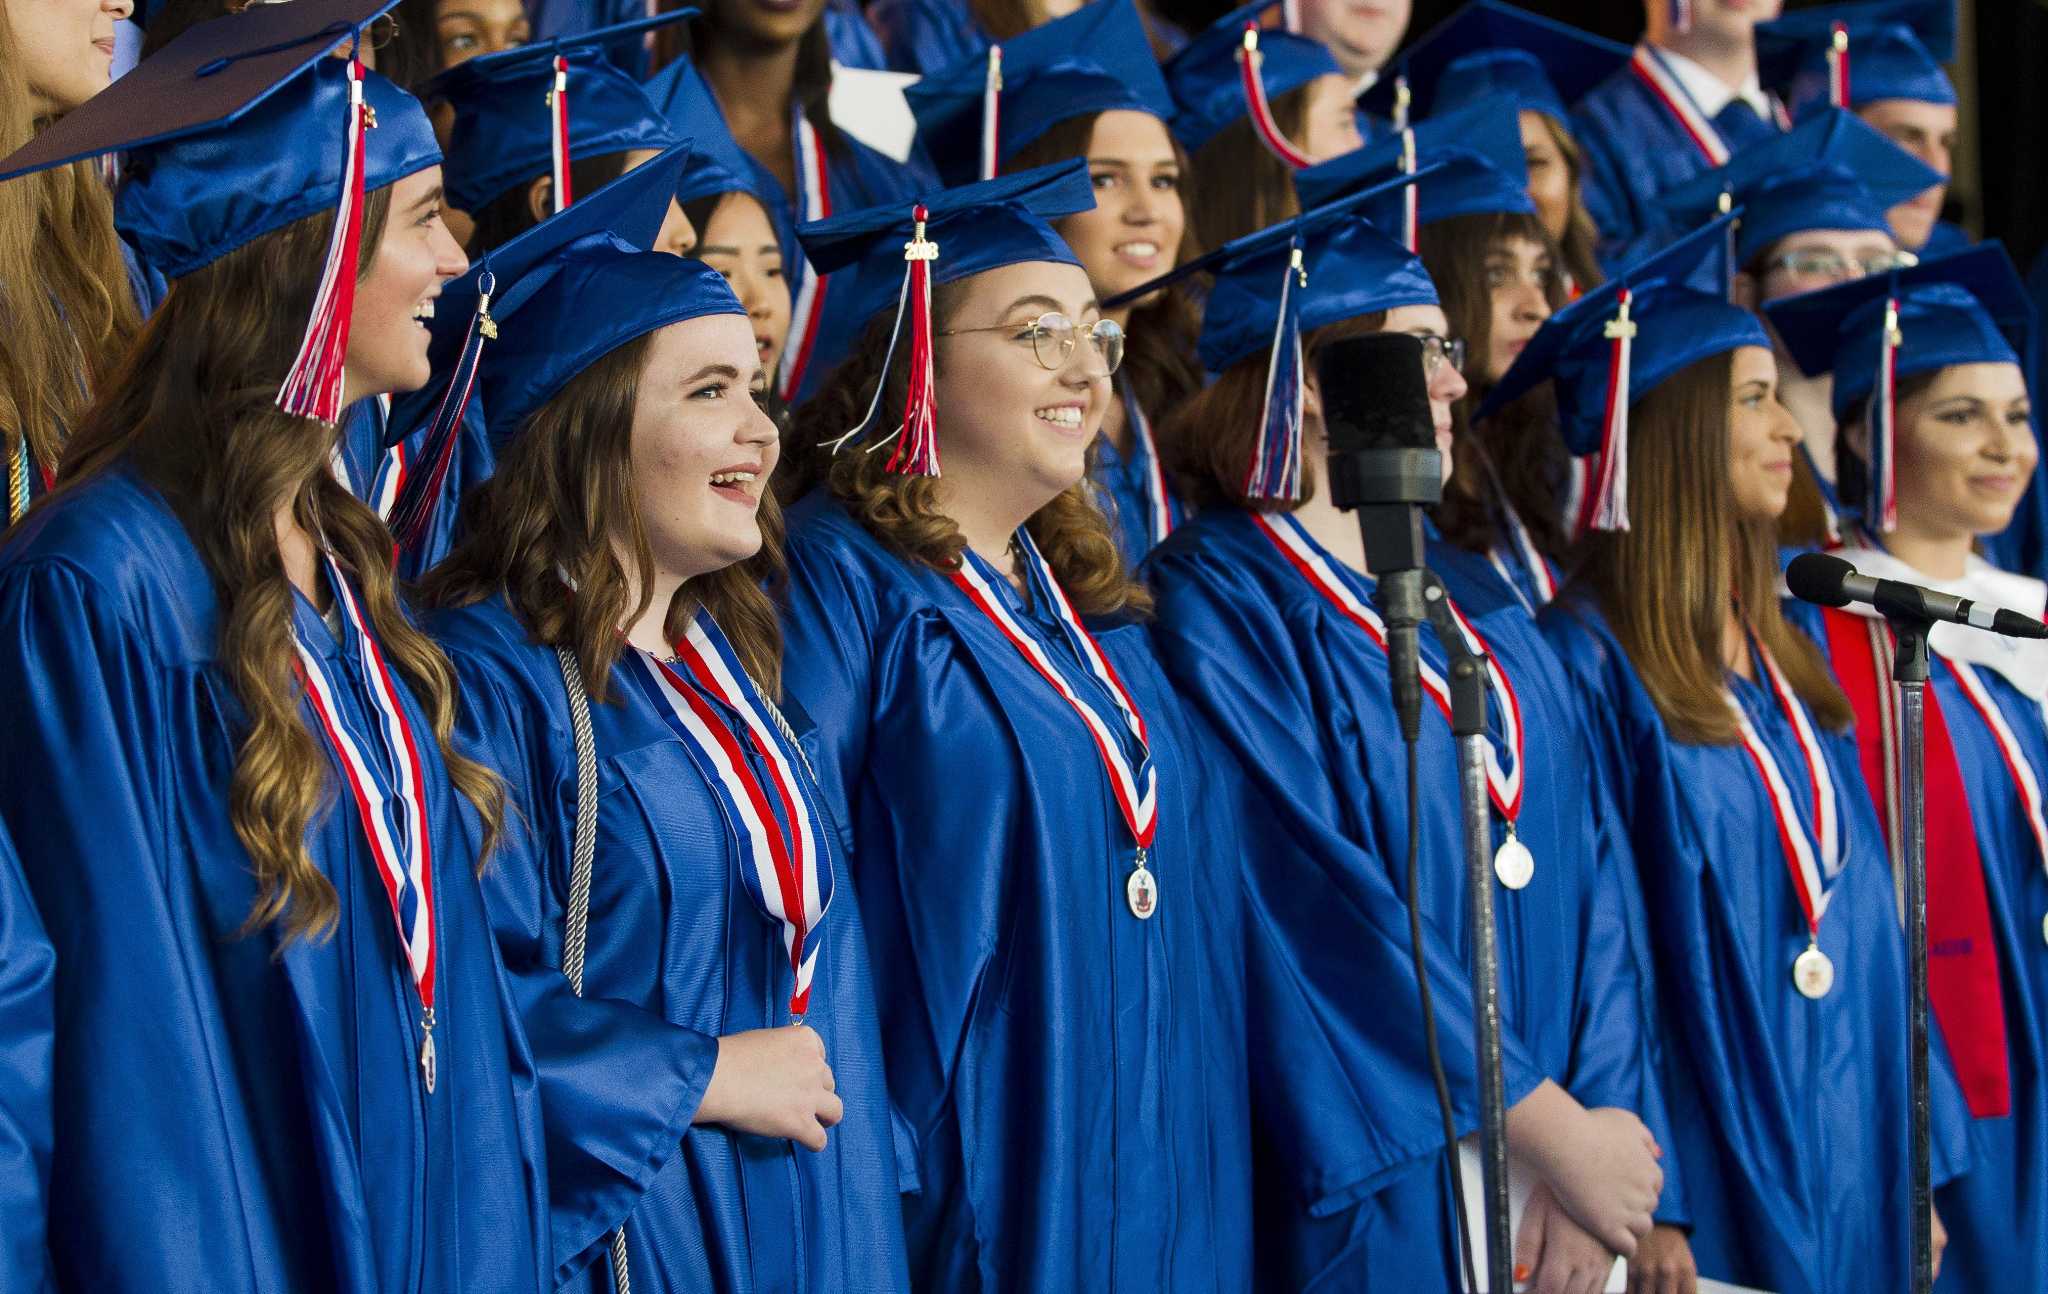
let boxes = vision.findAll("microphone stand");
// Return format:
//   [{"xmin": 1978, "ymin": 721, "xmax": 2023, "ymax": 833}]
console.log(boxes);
[{"xmin": 1885, "ymin": 612, "xmax": 1936, "ymax": 1294}]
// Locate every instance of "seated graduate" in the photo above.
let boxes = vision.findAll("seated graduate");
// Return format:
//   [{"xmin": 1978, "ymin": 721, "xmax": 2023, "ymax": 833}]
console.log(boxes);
[
  {"xmin": 1143, "ymin": 194, "xmax": 1664, "ymax": 1294},
  {"xmin": 1656, "ymin": 108, "xmax": 1938, "ymax": 548},
  {"xmin": 1766, "ymin": 246, "xmax": 2047, "ymax": 1294},
  {"xmin": 1356, "ymin": 0, "xmax": 1628, "ymax": 295},
  {"xmin": 418, "ymin": 177, "xmax": 908, "ymax": 1294},
  {"xmin": 907, "ymin": 0, "xmax": 1197, "ymax": 562},
  {"xmin": 1164, "ymin": 0, "xmax": 1361, "ymax": 247},
  {"xmin": 779, "ymin": 163, "xmax": 1255, "ymax": 1291},
  {"xmin": 1498, "ymin": 216, "xmax": 1972, "ymax": 1293},
  {"xmin": 0, "ymin": 6, "xmax": 713, "ymax": 1286}
]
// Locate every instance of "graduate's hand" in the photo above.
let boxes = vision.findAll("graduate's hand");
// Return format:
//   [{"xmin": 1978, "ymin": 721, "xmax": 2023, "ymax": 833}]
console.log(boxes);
[
  {"xmin": 1507, "ymin": 1085, "xmax": 1659, "ymax": 1257},
  {"xmin": 1514, "ymin": 1181, "xmax": 1620, "ymax": 1294},
  {"xmin": 695, "ymin": 1025, "xmax": 844, "ymax": 1150},
  {"xmin": 1625, "ymin": 1223, "xmax": 1696, "ymax": 1294},
  {"xmin": 1930, "ymin": 1203, "xmax": 1947, "ymax": 1282}
]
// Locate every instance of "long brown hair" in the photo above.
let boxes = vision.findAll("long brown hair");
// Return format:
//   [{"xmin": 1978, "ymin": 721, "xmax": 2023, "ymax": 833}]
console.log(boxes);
[
  {"xmin": 1184, "ymin": 83, "xmax": 1313, "ymax": 249},
  {"xmin": 0, "ymin": 8, "xmax": 142, "ymax": 507},
  {"xmin": 791, "ymin": 280, "xmax": 1149, "ymax": 617},
  {"xmin": 1537, "ymin": 112, "xmax": 1604, "ymax": 295},
  {"xmin": 1575, "ymin": 351, "xmax": 1850, "ymax": 744},
  {"xmin": 423, "ymin": 329, "xmax": 789, "ymax": 700},
  {"xmin": 56, "ymin": 189, "xmax": 504, "ymax": 944}
]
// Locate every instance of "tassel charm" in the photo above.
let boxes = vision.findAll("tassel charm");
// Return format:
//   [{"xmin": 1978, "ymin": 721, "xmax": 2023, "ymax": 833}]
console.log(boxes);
[
  {"xmin": 548, "ymin": 55, "xmax": 572, "ymax": 213},
  {"xmin": 276, "ymin": 57, "xmax": 373, "ymax": 425},
  {"xmin": 1827, "ymin": 23, "xmax": 1851, "ymax": 108},
  {"xmin": 886, "ymin": 206, "xmax": 942, "ymax": 476},
  {"xmin": 1392, "ymin": 74, "xmax": 1411, "ymax": 132},
  {"xmin": 1582, "ymin": 287, "xmax": 1636, "ymax": 535},
  {"xmin": 1239, "ymin": 24, "xmax": 1315, "ymax": 170},
  {"xmin": 1244, "ymin": 245, "xmax": 1307, "ymax": 502},
  {"xmin": 980, "ymin": 46, "xmax": 1003, "ymax": 182}
]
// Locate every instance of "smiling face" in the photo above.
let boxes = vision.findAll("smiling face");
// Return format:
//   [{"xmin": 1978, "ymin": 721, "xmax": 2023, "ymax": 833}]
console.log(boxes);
[
  {"xmin": 8, "ymin": 0, "xmax": 129, "ymax": 116},
  {"xmin": 625, "ymin": 312, "xmax": 780, "ymax": 582},
  {"xmin": 1885, "ymin": 362, "xmax": 2036, "ymax": 542},
  {"xmin": 696, "ymin": 191, "xmax": 790, "ymax": 377},
  {"xmin": 933, "ymin": 260, "xmax": 1114, "ymax": 516},
  {"xmin": 345, "ymin": 167, "xmax": 469, "ymax": 405},
  {"xmin": 432, "ymin": 0, "xmax": 529, "ymax": 68},
  {"xmin": 1298, "ymin": 72, "xmax": 1367, "ymax": 163},
  {"xmin": 1724, "ymin": 344, "xmax": 1802, "ymax": 520},
  {"xmin": 1859, "ymin": 98, "xmax": 1957, "ymax": 252},
  {"xmin": 1482, "ymin": 234, "xmax": 1554, "ymax": 384},
  {"xmin": 1054, "ymin": 111, "xmax": 1185, "ymax": 315},
  {"xmin": 1296, "ymin": 0, "xmax": 1409, "ymax": 80}
]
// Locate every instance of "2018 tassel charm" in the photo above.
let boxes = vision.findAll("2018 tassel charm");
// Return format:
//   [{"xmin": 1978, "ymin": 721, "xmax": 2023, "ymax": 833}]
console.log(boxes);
[
  {"xmin": 276, "ymin": 56, "xmax": 371, "ymax": 425},
  {"xmin": 887, "ymin": 205, "xmax": 942, "ymax": 477}
]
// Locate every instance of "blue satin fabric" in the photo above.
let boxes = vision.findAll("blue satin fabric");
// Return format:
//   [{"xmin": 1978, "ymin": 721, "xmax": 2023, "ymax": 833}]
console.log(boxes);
[
  {"xmin": 0, "ymin": 468, "xmax": 554, "ymax": 1293},
  {"xmin": 1090, "ymin": 389, "xmax": 1188, "ymax": 565},
  {"xmin": 1543, "ymin": 594, "xmax": 1972, "ymax": 1294},
  {"xmin": 1145, "ymin": 508, "xmax": 1665, "ymax": 1287},
  {"xmin": 777, "ymin": 491, "xmax": 1254, "ymax": 1292},
  {"xmin": 429, "ymin": 594, "xmax": 911, "ymax": 1293},
  {"xmin": 866, "ymin": 0, "xmax": 986, "ymax": 76},
  {"xmin": 0, "ymin": 821, "xmax": 54, "ymax": 1292}
]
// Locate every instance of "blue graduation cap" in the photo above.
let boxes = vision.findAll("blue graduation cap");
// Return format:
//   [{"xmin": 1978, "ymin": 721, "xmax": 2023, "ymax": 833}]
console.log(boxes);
[
  {"xmin": 429, "ymin": 9, "xmax": 691, "ymax": 214},
  {"xmin": 640, "ymin": 54, "xmax": 773, "ymax": 210},
  {"xmin": 1477, "ymin": 214, "xmax": 1767, "ymax": 533},
  {"xmin": 1763, "ymin": 244, "xmax": 2033, "ymax": 532},
  {"xmin": 904, "ymin": 0, "xmax": 1175, "ymax": 186},
  {"xmin": 1163, "ymin": 0, "xmax": 1339, "ymax": 165},
  {"xmin": 1295, "ymin": 93, "xmax": 1531, "ymax": 246},
  {"xmin": 1356, "ymin": 0, "xmax": 1631, "ymax": 125},
  {"xmin": 796, "ymin": 161, "xmax": 1097, "ymax": 476},
  {"xmin": 1656, "ymin": 109, "xmax": 1943, "ymax": 267},
  {"xmin": 1756, "ymin": 0, "xmax": 1956, "ymax": 116},
  {"xmin": 0, "ymin": 0, "xmax": 440, "ymax": 426}
]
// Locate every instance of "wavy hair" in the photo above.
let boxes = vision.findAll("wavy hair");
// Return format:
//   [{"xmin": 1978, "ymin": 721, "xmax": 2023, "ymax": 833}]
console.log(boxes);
[{"xmin": 56, "ymin": 188, "xmax": 504, "ymax": 945}]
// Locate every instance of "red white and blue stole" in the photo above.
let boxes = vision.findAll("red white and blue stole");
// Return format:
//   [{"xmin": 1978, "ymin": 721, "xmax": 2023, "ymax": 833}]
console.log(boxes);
[
  {"xmin": 1627, "ymin": 44, "xmax": 1730, "ymax": 166},
  {"xmin": 1122, "ymin": 383, "xmax": 1180, "ymax": 551},
  {"xmin": 777, "ymin": 111, "xmax": 833, "ymax": 403},
  {"xmin": 1728, "ymin": 636, "xmax": 1842, "ymax": 949},
  {"xmin": 292, "ymin": 551, "xmax": 441, "ymax": 1090},
  {"xmin": 1257, "ymin": 511, "xmax": 1525, "ymax": 827},
  {"xmin": 635, "ymin": 609, "xmax": 835, "ymax": 1017},
  {"xmin": 1484, "ymin": 482, "xmax": 1560, "ymax": 615},
  {"xmin": 951, "ymin": 531, "xmax": 1159, "ymax": 854},
  {"xmin": 328, "ymin": 394, "xmax": 406, "ymax": 522},
  {"xmin": 1947, "ymin": 658, "xmax": 2048, "ymax": 870}
]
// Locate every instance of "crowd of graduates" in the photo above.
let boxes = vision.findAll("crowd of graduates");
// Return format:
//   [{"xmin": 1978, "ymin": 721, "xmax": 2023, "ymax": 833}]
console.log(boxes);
[{"xmin": 2, "ymin": 0, "xmax": 2045, "ymax": 1289}]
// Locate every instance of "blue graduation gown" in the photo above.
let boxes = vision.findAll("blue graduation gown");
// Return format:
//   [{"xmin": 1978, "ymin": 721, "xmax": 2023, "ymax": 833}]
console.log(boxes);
[
  {"xmin": 866, "ymin": 0, "xmax": 985, "ymax": 76},
  {"xmin": 777, "ymin": 491, "xmax": 1254, "ymax": 1293},
  {"xmin": 429, "ymin": 595, "xmax": 911, "ymax": 1294},
  {"xmin": 1541, "ymin": 594, "xmax": 1971, "ymax": 1294},
  {"xmin": 1146, "ymin": 508, "xmax": 1665, "ymax": 1288},
  {"xmin": 0, "ymin": 821, "xmax": 54, "ymax": 1293}
]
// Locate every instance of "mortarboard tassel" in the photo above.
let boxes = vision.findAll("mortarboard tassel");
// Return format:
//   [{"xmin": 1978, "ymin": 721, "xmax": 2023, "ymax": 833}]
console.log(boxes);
[
  {"xmin": 1391, "ymin": 74, "xmax": 1411, "ymax": 133},
  {"xmin": 1238, "ymin": 25, "xmax": 1315, "ymax": 170},
  {"xmin": 1398, "ymin": 127, "xmax": 1419, "ymax": 253},
  {"xmin": 886, "ymin": 206, "xmax": 942, "ymax": 476},
  {"xmin": 1718, "ymin": 189, "xmax": 1738, "ymax": 300},
  {"xmin": 276, "ymin": 55, "xmax": 371, "ymax": 425},
  {"xmin": 388, "ymin": 272, "xmax": 497, "ymax": 551},
  {"xmin": 1827, "ymin": 22, "xmax": 1851, "ymax": 109},
  {"xmin": 980, "ymin": 45, "xmax": 1003, "ymax": 182},
  {"xmin": 1867, "ymin": 296, "xmax": 1901, "ymax": 532},
  {"xmin": 1581, "ymin": 286, "xmax": 1635, "ymax": 535},
  {"xmin": 549, "ymin": 54, "xmax": 572, "ymax": 213},
  {"xmin": 1244, "ymin": 244, "xmax": 1306, "ymax": 501}
]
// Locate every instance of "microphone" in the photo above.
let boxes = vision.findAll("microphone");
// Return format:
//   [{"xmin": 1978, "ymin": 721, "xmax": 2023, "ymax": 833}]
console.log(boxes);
[
  {"xmin": 1786, "ymin": 552, "xmax": 2048, "ymax": 640},
  {"xmin": 1319, "ymin": 332, "xmax": 1440, "ymax": 739}
]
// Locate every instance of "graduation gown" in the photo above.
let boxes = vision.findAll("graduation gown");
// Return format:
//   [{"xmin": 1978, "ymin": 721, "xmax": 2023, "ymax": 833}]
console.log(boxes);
[
  {"xmin": 429, "ymin": 595, "xmax": 911, "ymax": 1294},
  {"xmin": 777, "ymin": 491, "xmax": 1254, "ymax": 1293},
  {"xmin": 0, "ymin": 821, "xmax": 54, "ymax": 1293},
  {"xmin": 1540, "ymin": 593, "xmax": 1971, "ymax": 1294},
  {"xmin": 1090, "ymin": 385, "xmax": 1187, "ymax": 566},
  {"xmin": 1146, "ymin": 508, "xmax": 1666, "ymax": 1289}
]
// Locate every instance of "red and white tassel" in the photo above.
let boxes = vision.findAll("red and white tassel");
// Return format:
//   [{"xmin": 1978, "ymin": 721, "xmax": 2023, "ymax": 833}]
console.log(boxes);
[
  {"xmin": 277, "ymin": 57, "xmax": 371, "ymax": 425},
  {"xmin": 549, "ymin": 54, "xmax": 572, "ymax": 213},
  {"xmin": 887, "ymin": 206, "xmax": 941, "ymax": 476},
  {"xmin": 1239, "ymin": 24, "xmax": 1315, "ymax": 170},
  {"xmin": 1827, "ymin": 22, "xmax": 1851, "ymax": 108},
  {"xmin": 1868, "ymin": 296, "xmax": 1901, "ymax": 533},
  {"xmin": 1582, "ymin": 287, "xmax": 1635, "ymax": 535},
  {"xmin": 980, "ymin": 45, "xmax": 1003, "ymax": 182},
  {"xmin": 1399, "ymin": 126, "xmax": 1419, "ymax": 253}
]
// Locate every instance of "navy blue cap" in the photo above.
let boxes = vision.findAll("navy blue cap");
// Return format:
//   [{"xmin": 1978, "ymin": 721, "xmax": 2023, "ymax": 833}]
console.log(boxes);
[
  {"xmin": 0, "ymin": 0, "xmax": 439, "ymax": 279},
  {"xmin": 1756, "ymin": 0, "xmax": 1956, "ymax": 114},
  {"xmin": 796, "ymin": 161, "xmax": 1095, "ymax": 334},
  {"xmin": 1163, "ymin": 0, "xmax": 1341, "ymax": 153},
  {"xmin": 641, "ymin": 55, "xmax": 773, "ymax": 210},
  {"xmin": 905, "ymin": 0, "xmax": 1175, "ymax": 186},
  {"xmin": 1657, "ymin": 109, "xmax": 1943, "ymax": 266},
  {"xmin": 1295, "ymin": 93, "xmax": 1531, "ymax": 226},
  {"xmin": 429, "ymin": 10, "xmax": 690, "ymax": 213},
  {"xmin": 1357, "ymin": 0, "xmax": 1631, "ymax": 124}
]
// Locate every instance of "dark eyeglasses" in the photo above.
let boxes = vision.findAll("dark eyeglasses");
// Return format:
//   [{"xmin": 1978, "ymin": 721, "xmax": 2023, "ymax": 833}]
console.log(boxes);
[{"xmin": 938, "ymin": 312, "xmax": 1125, "ymax": 377}]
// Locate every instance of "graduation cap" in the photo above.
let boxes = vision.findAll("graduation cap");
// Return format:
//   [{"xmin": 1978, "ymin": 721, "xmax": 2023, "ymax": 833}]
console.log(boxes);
[
  {"xmin": 0, "ymin": 0, "xmax": 439, "ymax": 426},
  {"xmin": 904, "ymin": 0, "xmax": 1174, "ymax": 187},
  {"xmin": 1295, "ymin": 93, "xmax": 1530, "ymax": 250},
  {"xmin": 1356, "ymin": 0, "xmax": 1631, "ymax": 126},
  {"xmin": 1477, "ymin": 213, "xmax": 1767, "ymax": 534},
  {"xmin": 1163, "ymin": 0, "xmax": 1339, "ymax": 166},
  {"xmin": 1656, "ymin": 109, "xmax": 1943, "ymax": 267},
  {"xmin": 641, "ymin": 55, "xmax": 762, "ymax": 210},
  {"xmin": 1763, "ymin": 244, "xmax": 2033, "ymax": 532},
  {"xmin": 429, "ymin": 9, "xmax": 692, "ymax": 214},
  {"xmin": 1756, "ymin": 0, "xmax": 1956, "ymax": 116},
  {"xmin": 383, "ymin": 142, "xmax": 695, "ymax": 546},
  {"xmin": 795, "ymin": 160, "xmax": 1096, "ymax": 476}
]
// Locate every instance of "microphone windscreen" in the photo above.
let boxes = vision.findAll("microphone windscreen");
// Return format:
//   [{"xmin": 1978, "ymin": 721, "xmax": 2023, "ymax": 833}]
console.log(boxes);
[
  {"xmin": 1786, "ymin": 551, "xmax": 1856, "ymax": 608},
  {"xmin": 1316, "ymin": 332, "xmax": 1433, "ymax": 457}
]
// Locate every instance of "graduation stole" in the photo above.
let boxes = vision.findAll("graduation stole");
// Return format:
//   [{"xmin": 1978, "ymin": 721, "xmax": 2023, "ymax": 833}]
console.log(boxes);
[
  {"xmin": 1486, "ymin": 503, "xmax": 1559, "ymax": 614},
  {"xmin": 1626, "ymin": 44, "xmax": 1731, "ymax": 166},
  {"xmin": 951, "ymin": 530, "xmax": 1160, "ymax": 858},
  {"xmin": 1256, "ymin": 512, "xmax": 1526, "ymax": 828},
  {"xmin": 326, "ymin": 394, "xmax": 407, "ymax": 523},
  {"xmin": 1819, "ymin": 607, "xmax": 2011, "ymax": 1115},
  {"xmin": 633, "ymin": 609, "xmax": 835, "ymax": 1017},
  {"xmin": 776, "ymin": 111, "xmax": 834, "ymax": 403},
  {"xmin": 291, "ymin": 551, "xmax": 441, "ymax": 1091},
  {"xmin": 1121, "ymin": 383, "xmax": 1180, "ymax": 551}
]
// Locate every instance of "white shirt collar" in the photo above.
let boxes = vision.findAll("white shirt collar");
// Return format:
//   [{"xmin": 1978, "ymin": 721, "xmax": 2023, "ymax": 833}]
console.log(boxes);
[
  {"xmin": 1828, "ymin": 544, "xmax": 2048, "ymax": 699},
  {"xmin": 1649, "ymin": 43, "xmax": 1773, "ymax": 121}
]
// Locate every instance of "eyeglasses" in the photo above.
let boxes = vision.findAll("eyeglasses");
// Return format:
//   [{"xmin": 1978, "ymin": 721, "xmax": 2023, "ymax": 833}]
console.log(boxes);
[
  {"xmin": 1412, "ymin": 333, "xmax": 1467, "ymax": 378},
  {"xmin": 1766, "ymin": 249, "xmax": 1920, "ymax": 282},
  {"xmin": 938, "ymin": 312, "xmax": 1125, "ymax": 377}
]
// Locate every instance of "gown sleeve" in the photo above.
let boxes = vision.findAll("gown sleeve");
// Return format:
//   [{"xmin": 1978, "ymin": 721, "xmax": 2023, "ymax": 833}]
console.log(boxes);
[
  {"xmin": 1148, "ymin": 549, "xmax": 1548, "ymax": 1217},
  {"xmin": 0, "ymin": 822, "xmax": 54, "ymax": 1294}
]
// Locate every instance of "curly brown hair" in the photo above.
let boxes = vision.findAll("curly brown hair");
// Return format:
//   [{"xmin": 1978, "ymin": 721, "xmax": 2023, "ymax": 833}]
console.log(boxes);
[{"xmin": 790, "ymin": 279, "xmax": 1149, "ymax": 618}]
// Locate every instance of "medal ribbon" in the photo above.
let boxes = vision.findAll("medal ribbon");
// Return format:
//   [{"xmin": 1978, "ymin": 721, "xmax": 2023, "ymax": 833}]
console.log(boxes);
[
  {"xmin": 1727, "ymin": 638, "xmax": 1841, "ymax": 941},
  {"xmin": 1947, "ymin": 657, "xmax": 2048, "ymax": 870},
  {"xmin": 1258, "ymin": 512, "xmax": 1524, "ymax": 823},
  {"xmin": 1627, "ymin": 44, "xmax": 1730, "ymax": 166},
  {"xmin": 1123, "ymin": 384, "xmax": 1178, "ymax": 549},
  {"xmin": 951, "ymin": 531, "xmax": 1157, "ymax": 849},
  {"xmin": 777, "ymin": 112, "xmax": 833, "ymax": 402}
]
